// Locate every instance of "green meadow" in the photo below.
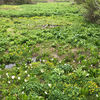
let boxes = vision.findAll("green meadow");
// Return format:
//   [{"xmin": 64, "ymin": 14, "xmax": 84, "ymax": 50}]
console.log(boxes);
[{"xmin": 0, "ymin": 2, "xmax": 100, "ymax": 100}]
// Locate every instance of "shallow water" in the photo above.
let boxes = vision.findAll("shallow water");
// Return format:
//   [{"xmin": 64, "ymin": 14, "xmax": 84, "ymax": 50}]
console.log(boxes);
[
  {"xmin": 4, "ymin": 56, "xmax": 39, "ymax": 69},
  {"xmin": 31, "ymin": 57, "xmax": 37, "ymax": 62},
  {"xmin": 5, "ymin": 64, "xmax": 16, "ymax": 69}
]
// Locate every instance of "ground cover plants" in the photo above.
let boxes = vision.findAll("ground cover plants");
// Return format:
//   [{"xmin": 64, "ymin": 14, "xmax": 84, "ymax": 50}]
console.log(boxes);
[{"xmin": 0, "ymin": 1, "xmax": 100, "ymax": 100}]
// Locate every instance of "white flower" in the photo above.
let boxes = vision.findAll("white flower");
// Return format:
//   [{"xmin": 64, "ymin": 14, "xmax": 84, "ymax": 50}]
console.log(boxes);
[
  {"xmin": 42, "ymin": 60, "xmax": 45, "ymax": 62},
  {"xmin": 59, "ymin": 61, "xmax": 61, "ymax": 63},
  {"xmin": 44, "ymin": 91, "xmax": 48, "ymax": 94},
  {"xmin": 39, "ymin": 96, "xmax": 42, "ymax": 99},
  {"xmin": 48, "ymin": 84, "xmax": 52, "ymax": 87},
  {"xmin": 11, "ymin": 76, "xmax": 15, "ymax": 79},
  {"xmin": 22, "ymin": 91, "xmax": 24, "ymax": 94},
  {"xmin": 8, "ymin": 81, "xmax": 11, "ymax": 84},
  {"xmin": 86, "ymin": 73, "xmax": 89, "ymax": 76},
  {"xmin": 28, "ymin": 74, "xmax": 30, "ymax": 77},
  {"xmin": 6, "ymin": 73, "xmax": 9, "ymax": 76},
  {"xmin": 34, "ymin": 75, "xmax": 36, "ymax": 77},
  {"xmin": 30, "ymin": 64, "xmax": 32, "ymax": 66},
  {"xmin": 40, "ymin": 69, "xmax": 44, "ymax": 73},
  {"xmin": 24, "ymin": 79, "xmax": 28, "ymax": 82},
  {"xmin": 18, "ymin": 77, "xmax": 21, "ymax": 80},
  {"xmin": 73, "ymin": 70, "xmax": 76, "ymax": 72},
  {"xmin": 91, "ymin": 64, "xmax": 93, "ymax": 67},
  {"xmin": 17, "ymin": 68, "xmax": 19, "ymax": 70},
  {"xmin": 25, "ymin": 71, "xmax": 27, "ymax": 73},
  {"xmin": 6, "ymin": 73, "xmax": 9, "ymax": 78},
  {"xmin": 62, "ymin": 91, "xmax": 64, "ymax": 94},
  {"xmin": 51, "ymin": 58, "xmax": 54, "ymax": 61},
  {"xmin": 83, "ymin": 70, "xmax": 86, "ymax": 73},
  {"xmin": 96, "ymin": 94, "xmax": 99, "ymax": 97},
  {"xmin": 73, "ymin": 60, "xmax": 75, "ymax": 62},
  {"xmin": 64, "ymin": 64, "xmax": 67, "ymax": 65},
  {"xmin": 79, "ymin": 61, "xmax": 81, "ymax": 63}
]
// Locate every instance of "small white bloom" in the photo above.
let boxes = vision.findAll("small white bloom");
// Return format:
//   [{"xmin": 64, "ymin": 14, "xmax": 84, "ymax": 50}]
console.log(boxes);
[
  {"xmin": 6, "ymin": 73, "xmax": 9, "ymax": 76},
  {"xmin": 28, "ymin": 74, "xmax": 30, "ymax": 77},
  {"xmin": 48, "ymin": 84, "xmax": 52, "ymax": 87},
  {"xmin": 91, "ymin": 64, "xmax": 93, "ymax": 67},
  {"xmin": 73, "ymin": 70, "xmax": 76, "ymax": 72},
  {"xmin": 17, "ymin": 68, "xmax": 19, "ymax": 70},
  {"xmin": 39, "ymin": 96, "xmax": 42, "ymax": 99},
  {"xmin": 11, "ymin": 76, "xmax": 15, "ymax": 79},
  {"xmin": 86, "ymin": 73, "xmax": 89, "ymax": 76},
  {"xmin": 62, "ymin": 70, "xmax": 64, "ymax": 73},
  {"xmin": 25, "ymin": 71, "xmax": 27, "ymax": 73},
  {"xmin": 96, "ymin": 94, "xmax": 99, "ymax": 97},
  {"xmin": 59, "ymin": 61, "xmax": 61, "ymax": 63},
  {"xmin": 59, "ymin": 73, "xmax": 61, "ymax": 75},
  {"xmin": 79, "ymin": 61, "xmax": 81, "ymax": 63},
  {"xmin": 51, "ymin": 58, "xmax": 54, "ymax": 61},
  {"xmin": 73, "ymin": 60, "xmax": 75, "ymax": 62},
  {"xmin": 8, "ymin": 81, "xmax": 11, "ymax": 84},
  {"xmin": 24, "ymin": 79, "xmax": 28, "ymax": 82},
  {"xmin": 30, "ymin": 64, "xmax": 32, "ymax": 66},
  {"xmin": 62, "ymin": 91, "xmax": 64, "ymax": 94},
  {"xmin": 42, "ymin": 60, "xmax": 45, "ymax": 62},
  {"xmin": 22, "ymin": 91, "xmax": 24, "ymax": 94},
  {"xmin": 34, "ymin": 75, "xmax": 36, "ymax": 77},
  {"xmin": 64, "ymin": 64, "xmax": 67, "ymax": 65},
  {"xmin": 83, "ymin": 70, "xmax": 86, "ymax": 73},
  {"xmin": 40, "ymin": 69, "xmax": 44, "ymax": 73},
  {"xmin": 18, "ymin": 77, "xmax": 21, "ymax": 80},
  {"xmin": 44, "ymin": 91, "xmax": 48, "ymax": 94}
]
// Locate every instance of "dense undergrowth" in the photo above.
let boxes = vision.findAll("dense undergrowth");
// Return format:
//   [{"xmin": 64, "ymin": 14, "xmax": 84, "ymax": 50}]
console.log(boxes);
[{"xmin": 0, "ymin": 2, "xmax": 100, "ymax": 100}]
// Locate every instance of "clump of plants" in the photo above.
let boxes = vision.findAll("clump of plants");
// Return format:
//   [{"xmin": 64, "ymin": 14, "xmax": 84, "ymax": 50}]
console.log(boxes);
[
  {"xmin": 75, "ymin": 0, "xmax": 100, "ymax": 23},
  {"xmin": 84, "ymin": 0, "xmax": 100, "ymax": 23},
  {"xmin": 74, "ymin": 0, "xmax": 85, "ymax": 4}
]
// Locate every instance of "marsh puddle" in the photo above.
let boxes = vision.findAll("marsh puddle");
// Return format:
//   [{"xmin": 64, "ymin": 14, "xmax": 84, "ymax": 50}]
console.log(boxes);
[
  {"xmin": 4, "ymin": 57, "xmax": 38, "ymax": 69},
  {"xmin": 31, "ymin": 57, "xmax": 37, "ymax": 62},
  {"xmin": 5, "ymin": 64, "xmax": 16, "ymax": 69}
]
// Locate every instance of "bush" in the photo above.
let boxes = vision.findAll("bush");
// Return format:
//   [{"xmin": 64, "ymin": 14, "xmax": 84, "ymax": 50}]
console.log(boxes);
[
  {"xmin": 74, "ymin": 0, "xmax": 85, "ymax": 4},
  {"xmin": 14, "ymin": 0, "xmax": 32, "ymax": 4},
  {"xmin": 74, "ymin": 0, "xmax": 100, "ymax": 24},
  {"xmin": 84, "ymin": 0, "xmax": 100, "ymax": 23}
]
